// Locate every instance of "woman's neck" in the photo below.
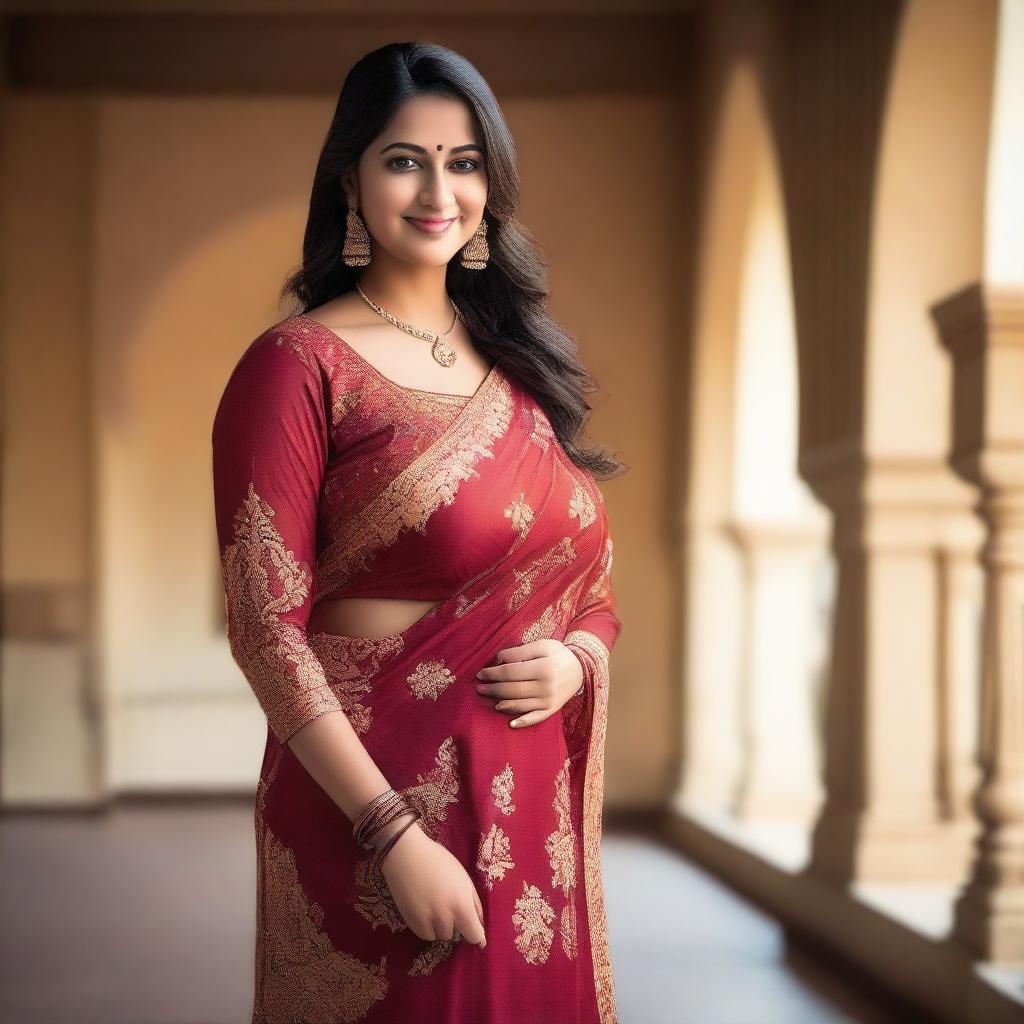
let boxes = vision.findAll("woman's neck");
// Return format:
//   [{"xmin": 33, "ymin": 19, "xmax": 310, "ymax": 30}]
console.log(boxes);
[{"xmin": 356, "ymin": 262, "xmax": 453, "ymax": 326}]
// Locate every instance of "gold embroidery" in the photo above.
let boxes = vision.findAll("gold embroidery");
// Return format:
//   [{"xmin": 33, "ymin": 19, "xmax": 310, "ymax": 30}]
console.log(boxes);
[
  {"xmin": 308, "ymin": 632, "xmax": 404, "ymax": 736},
  {"xmin": 352, "ymin": 855, "xmax": 407, "ymax": 933},
  {"xmin": 562, "ymin": 628, "xmax": 619, "ymax": 1022},
  {"xmin": 402, "ymin": 735, "xmax": 461, "ymax": 842},
  {"xmin": 476, "ymin": 823, "xmax": 514, "ymax": 890},
  {"xmin": 254, "ymin": 777, "xmax": 388, "ymax": 1021},
  {"xmin": 394, "ymin": 388, "xmax": 472, "ymax": 418},
  {"xmin": 504, "ymin": 492, "xmax": 535, "ymax": 539},
  {"xmin": 512, "ymin": 882, "xmax": 555, "ymax": 965},
  {"xmin": 561, "ymin": 901, "xmax": 578, "ymax": 960},
  {"xmin": 313, "ymin": 631, "xmax": 405, "ymax": 679},
  {"xmin": 507, "ymin": 537, "xmax": 577, "ymax": 613},
  {"xmin": 522, "ymin": 588, "xmax": 578, "ymax": 645},
  {"xmin": 491, "ymin": 763, "xmax": 516, "ymax": 814},
  {"xmin": 314, "ymin": 373, "xmax": 515, "ymax": 601},
  {"xmin": 582, "ymin": 538, "xmax": 614, "ymax": 605},
  {"xmin": 351, "ymin": 373, "xmax": 470, "ymax": 440},
  {"xmin": 407, "ymin": 659, "xmax": 456, "ymax": 701},
  {"xmin": 220, "ymin": 482, "xmax": 342, "ymax": 744},
  {"xmin": 454, "ymin": 589, "xmax": 490, "ymax": 617},
  {"xmin": 529, "ymin": 406, "xmax": 555, "ymax": 450},
  {"xmin": 545, "ymin": 758, "xmax": 579, "ymax": 961},
  {"xmin": 407, "ymin": 937, "xmax": 459, "ymax": 976},
  {"xmin": 522, "ymin": 502, "xmax": 610, "ymax": 644},
  {"xmin": 274, "ymin": 333, "xmax": 317, "ymax": 373},
  {"xmin": 569, "ymin": 480, "xmax": 597, "ymax": 530},
  {"xmin": 522, "ymin": 608, "xmax": 557, "ymax": 644},
  {"xmin": 354, "ymin": 737, "xmax": 461, "ymax": 931},
  {"xmin": 545, "ymin": 758, "xmax": 577, "ymax": 897},
  {"xmin": 332, "ymin": 386, "xmax": 364, "ymax": 425}
]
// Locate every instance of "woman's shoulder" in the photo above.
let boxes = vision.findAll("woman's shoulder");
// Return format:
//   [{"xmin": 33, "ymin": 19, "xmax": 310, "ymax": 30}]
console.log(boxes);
[
  {"xmin": 214, "ymin": 317, "xmax": 337, "ymax": 436},
  {"xmin": 231, "ymin": 314, "xmax": 330, "ymax": 381}
]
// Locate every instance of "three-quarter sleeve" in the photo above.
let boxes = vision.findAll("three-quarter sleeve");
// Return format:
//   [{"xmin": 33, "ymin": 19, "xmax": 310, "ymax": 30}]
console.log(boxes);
[{"xmin": 212, "ymin": 333, "xmax": 345, "ymax": 745}]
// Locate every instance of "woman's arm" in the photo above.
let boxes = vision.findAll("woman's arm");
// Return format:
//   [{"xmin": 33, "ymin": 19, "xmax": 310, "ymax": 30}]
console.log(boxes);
[
  {"xmin": 559, "ymin": 531, "xmax": 620, "ymax": 749},
  {"xmin": 564, "ymin": 535, "xmax": 620, "ymax": 694},
  {"xmin": 211, "ymin": 330, "xmax": 484, "ymax": 945},
  {"xmin": 286, "ymin": 708, "xmax": 416, "ymax": 842},
  {"xmin": 211, "ymin": 332, "xmax": 414, "ymax": 833}
]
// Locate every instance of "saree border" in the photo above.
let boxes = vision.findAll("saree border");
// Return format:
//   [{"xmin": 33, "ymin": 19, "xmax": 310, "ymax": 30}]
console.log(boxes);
[{"xmin": 563, "ymin": 627, "xmax": 619, "ymax": 1024}]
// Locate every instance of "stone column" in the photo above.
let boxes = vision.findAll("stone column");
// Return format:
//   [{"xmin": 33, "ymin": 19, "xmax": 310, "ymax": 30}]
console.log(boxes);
[
  {"xmin": 937, "ymin": 284, "xmax": 1024, "ymax": 960},
  {"xmin": 728, "ymin": 521, "xmax": 829, "ymax": 826},
  {"xmin": 805, "ymin": 452, "xmax": 982, "ymax": 885},
  {"xmin": 936, "ymin": 545, "xmax": 984, "ymax": 824}
]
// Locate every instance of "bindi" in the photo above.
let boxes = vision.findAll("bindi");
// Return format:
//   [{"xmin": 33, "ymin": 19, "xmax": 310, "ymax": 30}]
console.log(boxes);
[{"xmin": 437, "ymin": 144, "xmax": 444, "ymax": 151}]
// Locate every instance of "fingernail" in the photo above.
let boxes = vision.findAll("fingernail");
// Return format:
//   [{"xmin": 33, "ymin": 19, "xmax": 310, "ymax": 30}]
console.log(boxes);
[
  {"xmin": 476, "ymin": 671, "xmax": 484, "ymax": 679},
  {"xmin": 510, "ymin": 719, "xmax": 520, "ymax": 727}
]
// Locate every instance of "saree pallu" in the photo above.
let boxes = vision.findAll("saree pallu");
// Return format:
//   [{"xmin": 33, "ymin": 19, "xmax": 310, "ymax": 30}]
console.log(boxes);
[{"xmin": 212, "ymin": 316, "xmax": 621, "ymax": 1024}]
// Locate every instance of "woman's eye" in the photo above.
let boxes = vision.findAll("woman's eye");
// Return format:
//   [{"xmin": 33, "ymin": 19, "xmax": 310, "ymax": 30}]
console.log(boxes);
[{"xmin": 387, "ymin": 157, "xmax": 479, "ymax": 173}]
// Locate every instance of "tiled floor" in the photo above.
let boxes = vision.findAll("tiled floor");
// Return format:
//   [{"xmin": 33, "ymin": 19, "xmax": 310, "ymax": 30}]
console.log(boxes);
[{"xmin": 1, "ymin": 803, "xmax": 913, "ymax": 1023}]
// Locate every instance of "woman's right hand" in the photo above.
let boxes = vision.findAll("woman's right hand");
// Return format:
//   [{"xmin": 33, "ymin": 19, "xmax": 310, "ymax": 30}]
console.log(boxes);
[{"xmin": 379, "ymin": 819, "xmax": 487, "ymax": 947}]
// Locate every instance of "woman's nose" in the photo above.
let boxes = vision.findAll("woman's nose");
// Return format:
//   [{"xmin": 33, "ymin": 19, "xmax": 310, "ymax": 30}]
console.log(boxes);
[{"xmin": 420, "ymin": 170, "xmax": 456, "ymax": 210}]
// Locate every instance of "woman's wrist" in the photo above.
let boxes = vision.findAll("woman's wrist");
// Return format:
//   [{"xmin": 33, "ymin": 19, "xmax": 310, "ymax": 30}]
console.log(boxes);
[
  {"xmin": 368, "ymin": 808, "xmax": 420, "ymax": 848},
  {"xmin": 564, "ymin": 643, "xmax": 587, "ymax": 698},
  {"xmin": 379, "ymin": 816, "xmax": 427, "ymax": 875}
]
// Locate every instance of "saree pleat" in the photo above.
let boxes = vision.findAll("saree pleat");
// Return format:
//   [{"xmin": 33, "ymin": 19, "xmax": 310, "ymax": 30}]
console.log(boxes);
[{"xmin": 212, "ymin": 316, "xmax": 622, "ymax": 1024}]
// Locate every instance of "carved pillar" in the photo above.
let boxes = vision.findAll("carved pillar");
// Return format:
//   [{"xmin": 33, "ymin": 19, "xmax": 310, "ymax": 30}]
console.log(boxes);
[
  {"xmin": 936, "ymin": 545, "xmax": 984, "ymax": 824},
  {"xmin": 937, "ymin": 284, "xmax": 1024, "ymax": 960},
  {"xmin": 804, "ymin": 452, "xmax": 982, "ymax": 884},
  {"xmin": 729, "ymin": 521, "xmax": 829, "ymax": 825}
]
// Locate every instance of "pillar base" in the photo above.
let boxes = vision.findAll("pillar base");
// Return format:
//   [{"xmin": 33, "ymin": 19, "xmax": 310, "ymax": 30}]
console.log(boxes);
[
  {"xmin": 955, "ymin": 878, "xmax": 1024, "ymax": 961},
  {"xmin": 810, "ymin": 802, "xmax": 978, "ymax": 884}
]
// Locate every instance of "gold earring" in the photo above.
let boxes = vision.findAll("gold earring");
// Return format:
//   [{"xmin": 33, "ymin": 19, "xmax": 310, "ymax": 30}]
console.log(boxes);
[
  {"xmin": 460, "ymin": 218, "xmax": 489, "ymax": 270},
  {"xmin": 342, "ymin": 206, "xmax": 371, "ymax": 267}
]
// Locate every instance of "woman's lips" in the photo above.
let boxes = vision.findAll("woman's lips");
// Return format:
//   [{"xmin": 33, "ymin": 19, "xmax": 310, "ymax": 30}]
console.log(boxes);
[{"xmin": 405, "ymin": 216, "xmax": 458, "ymax": 235}]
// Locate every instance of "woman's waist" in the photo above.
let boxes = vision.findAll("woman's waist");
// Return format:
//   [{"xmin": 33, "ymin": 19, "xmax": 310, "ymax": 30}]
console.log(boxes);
[{"xmin": 308, "ymin": 591, "xmax": 448, "ymax": 640}]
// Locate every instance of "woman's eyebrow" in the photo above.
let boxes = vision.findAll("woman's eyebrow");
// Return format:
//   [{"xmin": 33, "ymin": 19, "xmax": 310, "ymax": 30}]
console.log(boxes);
[{"xmin": 379, "ymin": 142, "xmax": 484, "ymax": 155}]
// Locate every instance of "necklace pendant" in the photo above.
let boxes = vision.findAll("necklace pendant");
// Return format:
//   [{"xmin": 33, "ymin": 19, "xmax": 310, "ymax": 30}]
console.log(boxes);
[{"xmin": 432, "ymin": 336, "xmax": 458, "ymax": 367}]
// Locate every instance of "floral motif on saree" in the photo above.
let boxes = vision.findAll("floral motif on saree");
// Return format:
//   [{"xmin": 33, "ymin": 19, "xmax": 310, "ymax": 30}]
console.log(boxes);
[
  {"xmin": 406, "ymin": 658, "xmax": 456, "ymax": 701},
  {"xmin": 491, "ymin": 763, "xmax": 516, "ymax": 815},
  {"xmin": 476, "ymin": 822, "xmax": 515, "ymax": 890},
  {"xmin": 569, "ymin": 480, "xmax": 598, "ymax": 530},
  {"xmin": 504, "ymin": 493, "xmax": 535, "ymax": 538},
  {"xmin": 512, "ymin": 881, "xmax": 556, "ymax": 964}
]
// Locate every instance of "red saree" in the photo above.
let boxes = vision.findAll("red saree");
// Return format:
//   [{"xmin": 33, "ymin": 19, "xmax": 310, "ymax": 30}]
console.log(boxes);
[{"xmin": 211, "ymin": 313, "xmax": 621, "ymax": 1024}]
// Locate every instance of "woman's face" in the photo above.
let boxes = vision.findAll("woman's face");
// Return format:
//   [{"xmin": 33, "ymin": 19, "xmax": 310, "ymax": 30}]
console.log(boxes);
[{"xmin": 348, "ymin": 93, "xmax": 489, "ymax": 269}]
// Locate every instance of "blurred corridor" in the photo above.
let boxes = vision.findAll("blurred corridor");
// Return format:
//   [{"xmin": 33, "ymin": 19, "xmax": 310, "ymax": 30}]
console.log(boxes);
[{"xmin": 2, "ymin": 1, "xmax": 1023, "ymax": 1022}]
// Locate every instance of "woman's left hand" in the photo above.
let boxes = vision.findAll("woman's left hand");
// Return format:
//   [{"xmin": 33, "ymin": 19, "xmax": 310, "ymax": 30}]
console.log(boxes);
[{"xmin": 475, "ymin": 639, "xmax": 584, "ymax": 729}]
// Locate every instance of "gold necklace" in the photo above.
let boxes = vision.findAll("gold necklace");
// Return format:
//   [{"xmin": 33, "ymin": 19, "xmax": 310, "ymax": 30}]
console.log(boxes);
[{"xmin": 355, "ymin": 283, "xmax": 461, "ymax": 367}]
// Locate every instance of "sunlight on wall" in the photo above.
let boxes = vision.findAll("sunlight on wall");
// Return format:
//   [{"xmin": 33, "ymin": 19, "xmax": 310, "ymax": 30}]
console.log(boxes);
[
  {"xmin": 986, "ymin": 0, "xmax": 1024, "ymax": 285},
  {"xmin": 732, "ymin": 165, "xmax": 810, "ymax": 523}
]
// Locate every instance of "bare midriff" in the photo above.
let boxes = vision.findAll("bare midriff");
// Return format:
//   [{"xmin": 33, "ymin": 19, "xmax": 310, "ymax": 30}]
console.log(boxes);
[{"xmin": 307, "ymin": 596, "xmax": 445, "ymax": 641}]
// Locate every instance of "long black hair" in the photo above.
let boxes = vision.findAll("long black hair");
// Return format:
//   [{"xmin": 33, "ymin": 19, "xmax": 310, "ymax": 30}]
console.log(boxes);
[{"xmin": 280, "ymin": 41, "xmax": 627, "ymax": 481}]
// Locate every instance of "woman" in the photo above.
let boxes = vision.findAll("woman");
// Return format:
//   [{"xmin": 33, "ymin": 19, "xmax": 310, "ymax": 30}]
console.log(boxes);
[{"xmin": 212, "ymin": 41, "xmax": 627, "ymax": 1024}]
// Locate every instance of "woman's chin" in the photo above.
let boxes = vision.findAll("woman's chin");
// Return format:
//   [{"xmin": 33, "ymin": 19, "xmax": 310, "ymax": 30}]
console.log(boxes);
[{"xmin": 394, "ymin": 248, "xmax": 461, "ymax": 270}]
